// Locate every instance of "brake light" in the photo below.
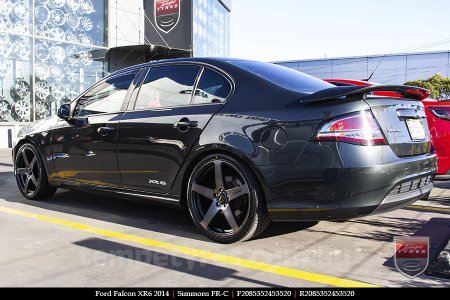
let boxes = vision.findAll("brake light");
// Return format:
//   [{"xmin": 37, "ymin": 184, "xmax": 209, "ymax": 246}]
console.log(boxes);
[
  {"xmin": 429, "ymin": 106, "xmax": 450, "ymax": 121},
  {"xmin": 314, "ymin": 111, "xmax": 387, "ymax": 146}
]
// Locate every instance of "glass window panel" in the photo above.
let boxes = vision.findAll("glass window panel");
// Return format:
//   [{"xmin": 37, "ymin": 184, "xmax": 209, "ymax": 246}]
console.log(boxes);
[
  {"xmin": 277, "ymin": 51, "xmax": 450, "ymax": 86},
  {"xmin": 406, "ymin": 53, "xmax": 448, "ymax": 82},
  {"xmin": 34, "ymin": 39, "xmax": 105, "ymax": 120},
  {"xmin": 368, "ymin": 55, "xmax": 407, "ymax": 85},
  {"xmin": 0, "ymin": 0, "xmax": 107, "ymax": 123},
  {"xmin": 298, "ymin": 60, "xmax": 332, "ymax": 79},
  {"xmin": 193, "ymin": 68, "xmax": 231, "ymax": 104},
  {"xmin": 193, "ymin": 0, "xmax": 229, "ymax": 57},
  {"xmin": 330, "ymin": 57, "xmax": 368, "ymax": 80},
  {"xmin": 0, "ymin": 33, "xmax": 32, "ymax": 122},
  {"xmin": 135, "ymin": 65, "xmax": 201, "ymax": 110},
  {"xmin": 74, "ymin": 71, "xmax": 137, "ymax": 117},
  {"xmin": 34, "ymin": 0, "xmax": 106, "ymax": 47},
  {"xmin": 231, "ymin": 60, "xmax": 333, "ymax": 93}
]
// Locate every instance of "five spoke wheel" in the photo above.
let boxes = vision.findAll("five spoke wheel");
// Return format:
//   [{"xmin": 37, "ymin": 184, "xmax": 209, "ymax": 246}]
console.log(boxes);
[
  {"xmin": 16, "ymin": 147, "xmax": 40, "ymax": 197},
  {"xmin": 187, "ymin": 154, "xmax": 269, "ymax": 243},
  {"xmin": 15, "ymin": 143, "xmax": 57, "ymax": 200}
]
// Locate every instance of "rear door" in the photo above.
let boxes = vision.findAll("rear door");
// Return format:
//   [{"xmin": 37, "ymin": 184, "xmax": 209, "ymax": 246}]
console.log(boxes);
[
  {"xmin": 366, "ymin": 98, "xmax": 431, "ymax": 156},
  {"xmin": 117, "ymin": 65, "xmax": 232, "ymax": 193}
]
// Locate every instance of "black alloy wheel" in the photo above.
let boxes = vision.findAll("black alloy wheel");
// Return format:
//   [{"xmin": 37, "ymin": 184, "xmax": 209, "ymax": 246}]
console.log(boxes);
[
  {"xmin": 187, "ymin": 154, "xmax": 270, "ymax": 243},
  {"xmin": 15, "ymin": 143, "xmax": 56, "ymax": 200}
]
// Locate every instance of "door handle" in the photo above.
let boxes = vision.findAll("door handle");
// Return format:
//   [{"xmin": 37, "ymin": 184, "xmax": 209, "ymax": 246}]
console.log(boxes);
[
  {"xmin": 174, "ymin": 119, "xmax": 198, "ymax": 129},
  {"xmin": 97, "ymin": 126, "xmax": 115, "ymax": 136}
]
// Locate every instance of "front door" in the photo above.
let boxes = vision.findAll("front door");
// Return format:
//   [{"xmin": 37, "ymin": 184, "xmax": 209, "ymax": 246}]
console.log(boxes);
[
  {"xmin": 51, "ymin": 70, "xmax": 139, "ymax": 187},
  {"xmin": 118, "ymin": 65, "xmax": 232, "ymax": 194}
]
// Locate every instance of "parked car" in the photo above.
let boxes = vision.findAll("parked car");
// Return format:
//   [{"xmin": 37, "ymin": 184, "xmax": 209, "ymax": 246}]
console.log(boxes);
[
  {"xmin": 13, "ymin": 58, "xmax": 437, "ymax": 243},
  {"xmin": 324, "ymin": 78, "xmax": 450, "ymax": 176}
]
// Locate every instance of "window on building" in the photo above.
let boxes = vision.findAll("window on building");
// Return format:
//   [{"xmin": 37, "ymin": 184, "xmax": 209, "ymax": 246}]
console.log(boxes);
[{"xmin": 134, "ymin": 65, "xmax": 201, "ymax": 110}]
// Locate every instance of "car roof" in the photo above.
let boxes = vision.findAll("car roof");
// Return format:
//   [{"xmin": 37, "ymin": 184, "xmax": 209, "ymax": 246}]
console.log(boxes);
[{"xmin": 111, "ymin": 57, "xmax": 248, "ymax": 76}]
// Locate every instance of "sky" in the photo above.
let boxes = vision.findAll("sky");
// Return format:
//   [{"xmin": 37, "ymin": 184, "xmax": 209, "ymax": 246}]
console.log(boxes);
[{"xmin": 229, "ymin": 0, "xmax": 450, "ymax": 62}]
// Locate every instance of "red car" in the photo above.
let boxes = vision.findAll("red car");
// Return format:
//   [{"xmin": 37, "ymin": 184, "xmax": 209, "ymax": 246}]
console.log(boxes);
[{"xmin": 324, "ymin": 79, "xmax": 450, "ymax": 176}]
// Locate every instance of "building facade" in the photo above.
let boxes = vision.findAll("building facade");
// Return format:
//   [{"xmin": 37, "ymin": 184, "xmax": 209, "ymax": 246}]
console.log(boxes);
[
  {"xmin": 274, "ymin": 51, "xmax": 450, "ymax": 85},
  {"xmin": 0, "ymin": 0, "xmax": 231, "ymax": 147}
]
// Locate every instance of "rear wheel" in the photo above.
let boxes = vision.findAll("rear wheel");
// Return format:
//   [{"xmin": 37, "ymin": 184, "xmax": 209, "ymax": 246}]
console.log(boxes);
[
  {"xmin": 15, "ymin": 143, "xmax": 57, "ymax": 200},
  {"xmin": 186, "ymin": 154, "xmax": 270, "ymax": 243}
]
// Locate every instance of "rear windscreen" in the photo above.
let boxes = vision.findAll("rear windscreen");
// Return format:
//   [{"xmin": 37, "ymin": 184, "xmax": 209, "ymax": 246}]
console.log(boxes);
[{"xmin": 230, "ymin": 60, "xmax": 333, "ymax": 93}]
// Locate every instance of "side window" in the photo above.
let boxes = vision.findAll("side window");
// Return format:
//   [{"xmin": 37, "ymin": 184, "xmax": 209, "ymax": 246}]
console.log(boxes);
[
  {"xmin": 134, "ymin": 65, "xmax": 201, "ymax": 110},
  {"xmin": 74, "ymin": 72, "xmax": 137, "ymax": 117},
  {"xmin": 193, "ymin": 68, "xmax": 232, "ymax": 104}
]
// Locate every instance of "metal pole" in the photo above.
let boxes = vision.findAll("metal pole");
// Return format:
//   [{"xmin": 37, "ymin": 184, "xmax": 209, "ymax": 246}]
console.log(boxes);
[
  {"xmin": 447, "ymin": 50, "xmax": 449, "ymax": 78},
  {"xmin": 139, "ymin": 6, "xmax": 141, "ymax": 44},
  {"xmin": 116, "ymin": 0, "xmax": 118, "ymax": 47},
  {"xmin": 405, "ymin": 53, "xmax": 408, "ymax": 83},
  {"xmin": 31, "ymin": 0, "xmax": 36, "ymax": 121}
]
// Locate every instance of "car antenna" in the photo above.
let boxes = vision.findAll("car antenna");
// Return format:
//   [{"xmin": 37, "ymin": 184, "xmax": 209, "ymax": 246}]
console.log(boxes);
[{"xmin": 364, "ymin": 55, "xmax": 386, "ymax": 82}]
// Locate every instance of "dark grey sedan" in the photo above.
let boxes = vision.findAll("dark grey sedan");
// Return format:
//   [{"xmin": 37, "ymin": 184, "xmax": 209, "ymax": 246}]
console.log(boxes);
[{"xmin": 13, "ymin": 58, "xmax": 437, "ymax": 243}]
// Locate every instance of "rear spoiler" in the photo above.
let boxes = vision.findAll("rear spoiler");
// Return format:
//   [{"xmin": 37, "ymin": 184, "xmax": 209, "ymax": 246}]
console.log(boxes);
[{"xmin": 300, "ymin": 85, "xmax": 430, "ymax": 103}]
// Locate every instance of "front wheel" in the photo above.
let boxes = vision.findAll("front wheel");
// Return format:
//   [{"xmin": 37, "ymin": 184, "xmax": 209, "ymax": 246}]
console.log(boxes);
[
  {"xmin": 186, "ymin": 154, "xmax": 270, "ymax": 243},
  {"xmin": 15, "ymin": 143, "xmax": 57, "ymax": 200}
]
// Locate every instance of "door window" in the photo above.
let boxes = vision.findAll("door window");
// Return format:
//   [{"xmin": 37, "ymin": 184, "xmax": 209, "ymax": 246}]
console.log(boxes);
[
  {"xmin": 134, "ymin": 65, "xmax": 201, "ymax": 110},
  {"xmin": 74, "ymin": 71, "xmax": 137, "ymax": 117},
  {"xmin": 192, "ymin": 68, "xmax": 232, "ymax": 104}
]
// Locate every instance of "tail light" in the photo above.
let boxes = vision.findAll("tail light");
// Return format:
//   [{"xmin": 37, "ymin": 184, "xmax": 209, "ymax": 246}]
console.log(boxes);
[
  {"xmin": 429, "ymin": 106, "xmax": 450, "ymax": 121},
  {"xmin": 314, "ymin": 111, "xmax": 387, "ymax": 146}
]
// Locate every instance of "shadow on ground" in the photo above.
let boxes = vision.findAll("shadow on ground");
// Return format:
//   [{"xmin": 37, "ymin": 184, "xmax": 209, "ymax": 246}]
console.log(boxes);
[
  {"xmin": 74, "ymin": 237, "xmax": 282, "ymax": 286},
  {"xmin": 0, "ymin": 171, "xmax": 317, "ymax": 243}
]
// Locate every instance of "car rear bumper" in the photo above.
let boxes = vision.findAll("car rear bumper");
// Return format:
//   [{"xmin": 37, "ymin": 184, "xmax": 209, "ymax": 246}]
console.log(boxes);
[
  {"xmin": 254, "ymin": 145, "xmax": 437, "ymax": 222},
  {"xmin": 370, "ymin": 181, "xmax": 433, "ymax": 215},
  {"xmin": 266, "ymin": 173, "xmax": 435, "ymax": 222}
]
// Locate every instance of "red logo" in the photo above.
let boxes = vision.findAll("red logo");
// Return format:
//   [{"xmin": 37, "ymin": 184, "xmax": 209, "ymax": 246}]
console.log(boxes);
[
  {"xmin": 154, "ymin": 0, "xmax": 181, "ymax": 34},
  {"xmin": 394, "ymin": 236, "xmax": 429, "ymax": 278}
]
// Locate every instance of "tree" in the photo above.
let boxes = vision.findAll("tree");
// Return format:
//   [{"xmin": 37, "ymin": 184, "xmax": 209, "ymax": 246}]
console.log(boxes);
[{"xmin": 405, "ymin": 74, "xmax": 450, "ymax": 100}]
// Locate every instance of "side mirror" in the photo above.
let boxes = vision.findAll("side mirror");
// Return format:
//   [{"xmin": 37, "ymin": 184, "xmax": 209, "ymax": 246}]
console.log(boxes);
[{"xmin": 57, "ymin": 104, "xmax": 71, "ymax": 120}]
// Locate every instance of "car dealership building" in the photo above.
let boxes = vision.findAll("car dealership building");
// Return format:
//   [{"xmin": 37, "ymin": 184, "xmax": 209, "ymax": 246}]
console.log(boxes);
[
  {"xmin": 274, "ymin": 50, "xmax": 450, "ymax": 85},
  {"xmin": 0, "ymin": 0, "xmax": 231, "ymax": 147}
]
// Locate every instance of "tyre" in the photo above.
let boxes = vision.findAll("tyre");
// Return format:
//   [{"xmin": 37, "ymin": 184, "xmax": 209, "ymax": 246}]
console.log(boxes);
[
  {"xmin": 186, "ymin": 154, "xmax": 270, "ymax": 243},
  {"xmin": 15, "ymin": 143, "xmax": 57, "ymax": 200}
]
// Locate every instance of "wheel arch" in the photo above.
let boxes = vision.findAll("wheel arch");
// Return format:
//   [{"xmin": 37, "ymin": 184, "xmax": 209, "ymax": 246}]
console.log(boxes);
[
  {"xmin": 178, "ymin": 145, "xmax": 270, "ymax": 210},
  {"xmin": 13, "ymin": 138, "xmax": 52, "ymax": 180}
]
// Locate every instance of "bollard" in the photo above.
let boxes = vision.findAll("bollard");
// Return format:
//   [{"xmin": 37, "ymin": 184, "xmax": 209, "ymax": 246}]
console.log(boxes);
[{"xmin": 8, "ymin": 129, "xmax": 12, "ymax": 148}]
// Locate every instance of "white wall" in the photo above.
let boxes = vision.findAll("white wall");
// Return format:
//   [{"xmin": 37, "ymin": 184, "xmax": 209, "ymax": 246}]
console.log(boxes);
[
  {"xmin": 0, "ymin": 124, "xmax": 26, "ymax": 149},
  {"xmin": 108, "ymin": 0, "xmax": 146, "ymax": 47}
]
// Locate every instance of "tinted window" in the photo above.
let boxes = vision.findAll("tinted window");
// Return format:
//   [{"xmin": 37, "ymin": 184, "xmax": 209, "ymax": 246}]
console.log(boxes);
[
  {"xmin": 193, "ymin": 68, "xmax": 231, "ymax": 104},
  {"xmin": 230, "ymin": 60, "xmax": 333, "ymax": 93},
  {"xmin": 74, "ymin": 72, "xmax": 137, "ymax": 117},
  {"xmin": 134, "ymin": 65, "xmax": 201, "ymax": 110}
]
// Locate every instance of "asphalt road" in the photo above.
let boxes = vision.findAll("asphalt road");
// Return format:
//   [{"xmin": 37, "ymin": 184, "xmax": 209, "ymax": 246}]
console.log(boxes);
[{"xmin": 0, "ymin": 148, "xmax": 449, "ymax": 287}]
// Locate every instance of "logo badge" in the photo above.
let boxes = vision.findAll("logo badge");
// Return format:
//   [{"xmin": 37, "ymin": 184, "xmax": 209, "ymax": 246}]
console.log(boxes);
[
  {"xmin": 154, "ymin": 0, "xmax": 181, "ymax": 34},
  {"xmin": 394, "ymin": 236, "xmax": 429, "ymax": 278}
]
